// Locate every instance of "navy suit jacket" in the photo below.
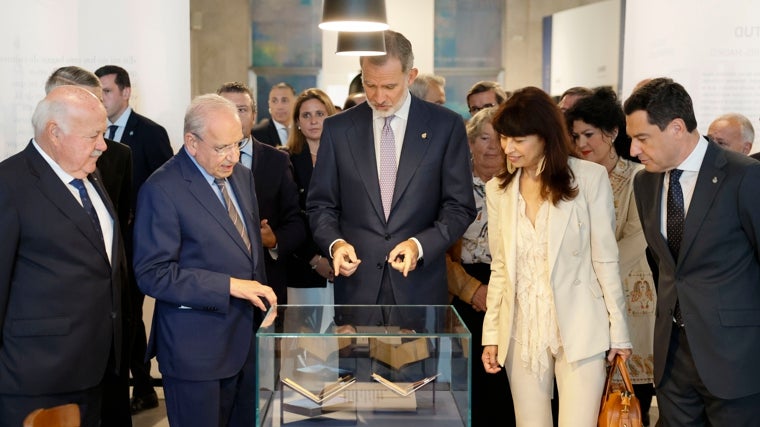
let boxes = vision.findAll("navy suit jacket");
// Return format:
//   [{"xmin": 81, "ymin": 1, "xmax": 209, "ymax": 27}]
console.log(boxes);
[
  {"xmin": 634, "ymin": 141, "xmax": 760, "ymax": 399},
  {"xmin": 252, "ymin": 118, "xmax": 283, "ymax": 148},
  {"xmin": 120, "ymin": 110, "xmax": 173, "ymax": 209},
  {"xmin": 249, "ymin": 139, "xmax": 305, "ymax": 300},
  {"xmin": 97, "ymin": 138, "xmax": 133, "ymax": 236},
  {"xmin": 0, "ymin": 142, "xmax": 123, "ymax": 395},
  {"xmin": 133, "ymin": 147, "xmax": 266, "ymax": 381},
  {"xmin": 307, "ymin": 97, "xmax": 476, "ymax": 305}
]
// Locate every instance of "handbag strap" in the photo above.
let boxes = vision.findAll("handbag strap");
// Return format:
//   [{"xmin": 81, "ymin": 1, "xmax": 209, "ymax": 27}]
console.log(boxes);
[{"xmin": 602, "ymin": 354, "xmax": 635, "ymax": 401}]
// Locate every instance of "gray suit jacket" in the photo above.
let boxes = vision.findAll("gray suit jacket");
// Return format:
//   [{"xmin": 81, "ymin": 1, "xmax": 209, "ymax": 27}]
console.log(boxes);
[
  {"xmin": 307, "ymin": 97, "xmax": 475, "ymax": 306},
  {"xmin": 633, "ymin": 140, "xmax": 760, "ymax": 399}
]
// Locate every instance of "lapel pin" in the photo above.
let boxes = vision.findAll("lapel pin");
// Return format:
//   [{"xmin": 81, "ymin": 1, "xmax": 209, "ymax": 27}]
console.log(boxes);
[
  {"xmin": 712, "ymin": 177, "xmax": 718, "ymax": 183},
  {"xmin": 129, "ymin": 131, "xmax": 134, "ymax": 136},
  {"xmin": 421, "ymin": 132, "xmax": 428, "ymax": 140}
]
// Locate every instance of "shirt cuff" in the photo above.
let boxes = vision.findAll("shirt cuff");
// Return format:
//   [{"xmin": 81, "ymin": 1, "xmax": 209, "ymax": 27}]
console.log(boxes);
[
  {"xmin": 328, "ymin": 239, "xmax": 346, "ymax": 258},
  {"xmin": 410, "ymin": 237, "xmax": 423, "ymax": 260},
  {"xmin": 268, "ymin": 244, "xmax": 279, "ymax": 260}
]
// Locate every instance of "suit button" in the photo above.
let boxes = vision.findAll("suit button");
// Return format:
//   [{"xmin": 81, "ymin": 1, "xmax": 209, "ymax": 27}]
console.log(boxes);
[
  {"xmin": 111, "ymin": 312, "xmax": 117, "ymax": 319},
  {"xmin": 376, "ymin": 263, "xmax": 383, "ymax": 269},
  {"xmin": 573, "ymin": 250, "xmax": 579, "ymax": 256},
  {"xmin": 385, "ymin": 234, "xmax": 391, "ymax": 241},
  {"xmin": 573, "ymin": 279, "xmax": 580, "ymax": 285}
]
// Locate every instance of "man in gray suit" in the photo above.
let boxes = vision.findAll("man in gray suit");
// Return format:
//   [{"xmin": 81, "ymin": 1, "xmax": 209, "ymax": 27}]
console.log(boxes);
[
  {"xmin": 307, "ymin": 30, "xmax": 475, "ymax": 308},
  {"xmin": 625, "ymin": 78, "xmax": 760, "ymax": 426}
]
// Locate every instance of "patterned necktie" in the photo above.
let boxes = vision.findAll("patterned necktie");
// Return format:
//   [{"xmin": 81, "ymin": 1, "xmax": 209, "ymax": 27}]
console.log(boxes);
[
  {"xmin": 107, "ymin": 125, "xmax": 118, "ymax": 140},
  {"xmin": 666, "ymin": 169, "xmax": 684, "ymax": 258},
  {"xmin": 70, "ymin": 178, "xmax": 104, "ymax": 241},
  {"xmin": 667, "ymin": 169, "xmax": 685, "ymax": 326},
  {"xmin": 379, "ymin": 115, "xmax": 397, "ymax": 219},
  {"xmin": 214, "ymin": 178, "xmax": 251, "ymax": 252}
]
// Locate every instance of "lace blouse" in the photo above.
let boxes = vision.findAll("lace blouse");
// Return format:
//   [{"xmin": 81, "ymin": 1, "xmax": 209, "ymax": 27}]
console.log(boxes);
[{"xmin": 513, "ymin": 194, "xmax": 563, "ymax": 380}]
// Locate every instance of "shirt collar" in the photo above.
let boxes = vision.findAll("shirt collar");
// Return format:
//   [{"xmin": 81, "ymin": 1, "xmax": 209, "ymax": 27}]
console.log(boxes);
[
  {"xmin": 31, "ymin": 138, "xmax": 76, "ymax": 184},
  {"xmin": 675, "ymin": 135, "xmax": 708, "ymax": 173},
  {"xmin": 109, "ymin": 106, "xmax": 132, "ymax": 127},
  {"xmin": 372, "ymin": 90, "xmax": 412, "ymax": 122}
]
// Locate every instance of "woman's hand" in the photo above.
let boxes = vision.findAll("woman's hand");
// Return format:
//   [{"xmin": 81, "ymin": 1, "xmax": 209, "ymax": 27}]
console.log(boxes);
[
  {"xmin": 607, "ymin": 347, "xmax": 632, "ymax": 362},
  {"xmin": 482, "ymin": 345, "xmax": 502, "ymax": 374}
]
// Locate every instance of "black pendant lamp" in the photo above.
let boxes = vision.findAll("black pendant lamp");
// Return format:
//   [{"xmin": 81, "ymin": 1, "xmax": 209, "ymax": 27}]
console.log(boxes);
[
  {"xmin": 336, "ymin": 31, "xmax": 386, "ymax": 56},
  {"xmin": 319, "ymin": 0, "xmax": 389, "ymax": 32}
]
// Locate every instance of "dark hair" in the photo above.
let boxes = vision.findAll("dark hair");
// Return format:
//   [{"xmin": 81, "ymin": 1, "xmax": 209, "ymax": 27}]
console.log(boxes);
[
  {"xmin": 565, "ymin": 86, "xmax": 636, "ymax": 162},
  {"xmin": 217, "ymin": 81, "xmax": 256, "ymax": 110},
  {"xmin": 286, "ymin": 88, "xmax": 337, "ymax": 155},
  {"xmin": 270, "ymin": 82, "xmax": 296, "ymax": 96},
  {"xmin": 348, "ymin": 73, "xmax": 364, "ymax": 94},
  {"xmin": 94, "ymin": 65, "xmax": 131, "ymax": 89},
  {"xmin": 492, "ymin": 86, "xmax": 577, "ymax": 204},
  {"xmin": 623, "ymin": 77, "xmax": 697, "ymax": 132},
  {"xmin": 466, "ymin": 81, "xmax": 508, "ymax": 106},
  {"xmin": 360, "ymin": 30, "xmax": 414, "ymax": 73},
  {"xmin": 559, "ymin": 86, "xmax": 592, "ymax": 101}
]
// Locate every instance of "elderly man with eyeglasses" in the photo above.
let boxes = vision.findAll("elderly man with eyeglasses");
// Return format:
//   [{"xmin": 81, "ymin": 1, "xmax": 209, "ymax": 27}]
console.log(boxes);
[{"xmin": 132, "ymin": 93, "xmax": 277, "ymax": 426}]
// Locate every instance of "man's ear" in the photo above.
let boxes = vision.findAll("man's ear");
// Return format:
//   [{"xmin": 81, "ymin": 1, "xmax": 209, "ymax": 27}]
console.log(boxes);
[{"xmin": 407, "ymin": 68, "xmax": 419, "ymax": 85}]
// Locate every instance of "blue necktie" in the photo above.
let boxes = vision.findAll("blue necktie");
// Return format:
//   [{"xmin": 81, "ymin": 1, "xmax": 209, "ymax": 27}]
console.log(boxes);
[
  {"xmin": 107, "ymin": 125, "xmax": 118, "ymax": 140},
  {"xmin": 70, "ymin": 178, "xmax": 103, "ymax": 240}
]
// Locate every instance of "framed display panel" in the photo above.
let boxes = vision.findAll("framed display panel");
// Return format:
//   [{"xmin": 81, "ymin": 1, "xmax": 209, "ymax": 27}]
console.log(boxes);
[{"xmin": 256, "ymin": 305, "xmax": 471, "ymax": 427}]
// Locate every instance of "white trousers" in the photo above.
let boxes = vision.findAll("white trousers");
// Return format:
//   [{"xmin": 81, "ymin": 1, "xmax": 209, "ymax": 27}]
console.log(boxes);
[{"xmin": 504, "ymin": 338, "xmax": 606, "ymax": 427}]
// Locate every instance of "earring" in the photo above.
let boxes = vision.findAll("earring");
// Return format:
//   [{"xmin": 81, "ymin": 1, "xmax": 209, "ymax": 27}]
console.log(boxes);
[{"xmin": 536, "ymin": 156, "xmax": 546, "ymax": 175}]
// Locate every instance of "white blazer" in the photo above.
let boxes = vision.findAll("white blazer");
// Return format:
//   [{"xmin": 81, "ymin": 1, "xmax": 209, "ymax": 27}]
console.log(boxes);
[{"xmin": 482, "ymin": 157, "xmax": 630, "ymax": 366}]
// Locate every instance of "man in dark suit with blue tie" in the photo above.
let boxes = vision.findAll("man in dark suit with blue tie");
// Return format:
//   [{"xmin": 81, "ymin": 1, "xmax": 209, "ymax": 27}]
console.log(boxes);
[
  {"xmin": 626, "ymin": 78, "xmax": 760, "ymax": 426},
  {"xmin": 0, "ymin": 86, "xmax": 124, "ymax": 426},
  {"xmin": 307, "ymin": 30, "xmax": 475, "ymax": 308},
  {"xmin": 218, "ymin": 82, "xmax": 305, "ymax": 303},
  {"xmin": 133, "ymin": 94, "xmax": 276, "ymax": 426},
  {"xmin": 95, "ymin": 64, "xmax": 173, "ymax": 413}
]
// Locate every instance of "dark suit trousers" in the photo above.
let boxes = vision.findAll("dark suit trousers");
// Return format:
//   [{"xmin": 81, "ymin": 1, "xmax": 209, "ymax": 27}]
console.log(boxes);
[
  {"xmin": 658, "ymin": 324, "xmax": 760, "ymax": 426},
  {"xmin": 162, "ymin": 338, "xmax": 257, "ymax": 427}
]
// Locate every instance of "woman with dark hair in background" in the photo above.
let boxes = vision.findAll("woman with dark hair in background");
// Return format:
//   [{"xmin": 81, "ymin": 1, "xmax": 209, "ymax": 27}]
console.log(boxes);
[
  {"xmin": 566, "ymin": 87, "xmax": 655, "ymax": 425},
  {"xmin": 285, "ymin": 88, "xmax": 338, "ymax": 306},
  {"xmin": 482, "ymin": 87, "xmax": 631, "ymax": 426}
]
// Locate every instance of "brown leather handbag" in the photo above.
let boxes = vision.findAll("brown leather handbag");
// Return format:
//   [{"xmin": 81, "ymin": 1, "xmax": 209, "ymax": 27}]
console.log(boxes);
[{"xmin": 598, "ymin": 354, "xmax": 642, "ymax": 427}]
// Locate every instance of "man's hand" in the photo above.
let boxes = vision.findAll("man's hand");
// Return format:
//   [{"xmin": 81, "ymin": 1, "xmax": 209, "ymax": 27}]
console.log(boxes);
[
  {"xmin": 260, "ymin": 219, "xmax": 276, "ymax": 248},
  {"xmin": 230, "ymin": 277, "xmax": 277, "ymax": 311},
  {"xmin": 388, "ymin": 239, "xmax": 419, "ymax": 277},
  {"xmin": 332, "ymin": 241, "xmax": 361, "ymax": 277}
]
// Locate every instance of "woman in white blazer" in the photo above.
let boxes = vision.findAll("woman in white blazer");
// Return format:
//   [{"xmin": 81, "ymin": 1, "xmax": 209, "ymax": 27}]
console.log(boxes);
[{"xmin": 481, "ymin": 87, "xmax": 631, "ymax": 427}]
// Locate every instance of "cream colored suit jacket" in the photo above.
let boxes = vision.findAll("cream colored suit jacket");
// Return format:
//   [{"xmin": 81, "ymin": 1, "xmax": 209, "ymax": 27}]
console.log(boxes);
[{"xmin": 482, "ymin": 157, "xmax": 630, "ymax": 366}]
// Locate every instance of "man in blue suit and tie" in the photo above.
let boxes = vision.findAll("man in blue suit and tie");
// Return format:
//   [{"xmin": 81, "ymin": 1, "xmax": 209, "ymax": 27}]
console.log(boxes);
[
  {"xmin": 307, "ymin": 30, "xmax": 475, "ymax": 308},
  {"xmin": 133, "ymin": 94, "xmax": 277, "ymax": 426}
]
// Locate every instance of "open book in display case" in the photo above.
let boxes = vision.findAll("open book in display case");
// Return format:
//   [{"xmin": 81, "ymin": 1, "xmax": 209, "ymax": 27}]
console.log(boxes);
[{"xmin": 256, "ymin": 305, "xmax": 472, "ymax": 427}]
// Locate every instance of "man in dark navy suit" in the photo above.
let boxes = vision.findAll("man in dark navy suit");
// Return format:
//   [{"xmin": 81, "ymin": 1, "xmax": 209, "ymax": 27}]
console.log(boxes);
[
  {"xmin": 218, "ymin": 81, "xmax": 305, "ymax": 303},
  {"xmin": 95, "ymin": 64, "xmax": 173, "ymax": 414},
  {"xmin": 307, "ymin": 30, "xmax": 475, "ymax": 307},
  {"xmin": 133, "ymin": 94, "xmax": 276, "ymax": 426},
  {"xmin": 252, "ymin": 82, "xmax": 296, "ymax": 147},
  {"xmin": 0, "ymin": 86, "xmax": 124, "ymax": 426}
]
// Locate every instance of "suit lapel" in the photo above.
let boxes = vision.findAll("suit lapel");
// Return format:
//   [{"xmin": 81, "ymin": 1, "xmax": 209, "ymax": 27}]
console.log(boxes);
[
  {"xmin": 503, "ymin": 172, "xmax": 520, "ymax": 288},
  {"xmin": 393, "ymin": 98, "xmax": 432, "ymax": 214},
  {"xmin": 346, "ymin": 105, "xmax": 386, "ymax": 221},
  {"xmin": 548, "ymin": 195, "xmax": 572, "ymax": 280},
  {"xmin": 179, "ymin": 149, "xmax": 252, "ymax": 258},
  {"xmin": 24, "ymin": 144, "xmax": 110, "ymax": 263},
  {"xmin": 679, "ymin": 143, "xmax": 725, "ymax": 264}
]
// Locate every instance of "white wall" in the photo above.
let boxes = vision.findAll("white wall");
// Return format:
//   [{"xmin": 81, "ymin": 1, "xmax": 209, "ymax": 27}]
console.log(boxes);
[
  {"xmin": 622, "ymin": 0, "xmax": 760, "ymax": 148},
  {"xmin": 549, "ymin": 0, "xmax": 621, "ymax": 95},
  {"xmin": 320, "ymin": 0, "xmax": 435, "ymax": 106},
  {"xmin": 0, "ymin": 0, "xmax": 191, "ymax": 160}
]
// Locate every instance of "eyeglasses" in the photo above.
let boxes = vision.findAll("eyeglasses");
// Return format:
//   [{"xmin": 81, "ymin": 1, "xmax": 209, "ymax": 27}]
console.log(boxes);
[
  {"xmin": 192, "ymin": 132, "xmax": 243, "ymax": 156},
  {"xmin": 469, "ymin": 103, "xmax": 496, "ymax": 114}
]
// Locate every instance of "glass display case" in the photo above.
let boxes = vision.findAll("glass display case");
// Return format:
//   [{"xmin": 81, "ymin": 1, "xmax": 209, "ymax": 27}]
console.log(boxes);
[{"xmin": 256, "ymin": 305, "xmax": 471, "ymax": 427}]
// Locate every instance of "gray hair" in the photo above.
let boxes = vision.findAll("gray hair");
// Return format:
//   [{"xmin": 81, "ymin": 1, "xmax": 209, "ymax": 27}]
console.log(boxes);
[
  {"xmin": 184, "ymin": 93, "xmax": 238, "ymax": 136},
  {"xmin": 360, "ymin": 30, "xmax": 414, "ymax": 73},
  {"xmin": 712, "ymin": 112, "xmax": 755, "ymax": 144},
  {"xmin": 45, "ymin": 66, "xmax": 101, "ymax": 94},
  {"xmin": 409, "ymin": 73, "xmax": 446, "ymax": 99}
]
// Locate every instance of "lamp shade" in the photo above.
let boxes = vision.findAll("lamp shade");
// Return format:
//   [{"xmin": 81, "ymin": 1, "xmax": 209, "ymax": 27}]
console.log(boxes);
[
  {"xmin": 320, "ymin": 0, "xmax": 389, "ymax": 32},
  {"xmin": 336, "ymin": 31, "xmax": 386, "ymax": 56}
]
